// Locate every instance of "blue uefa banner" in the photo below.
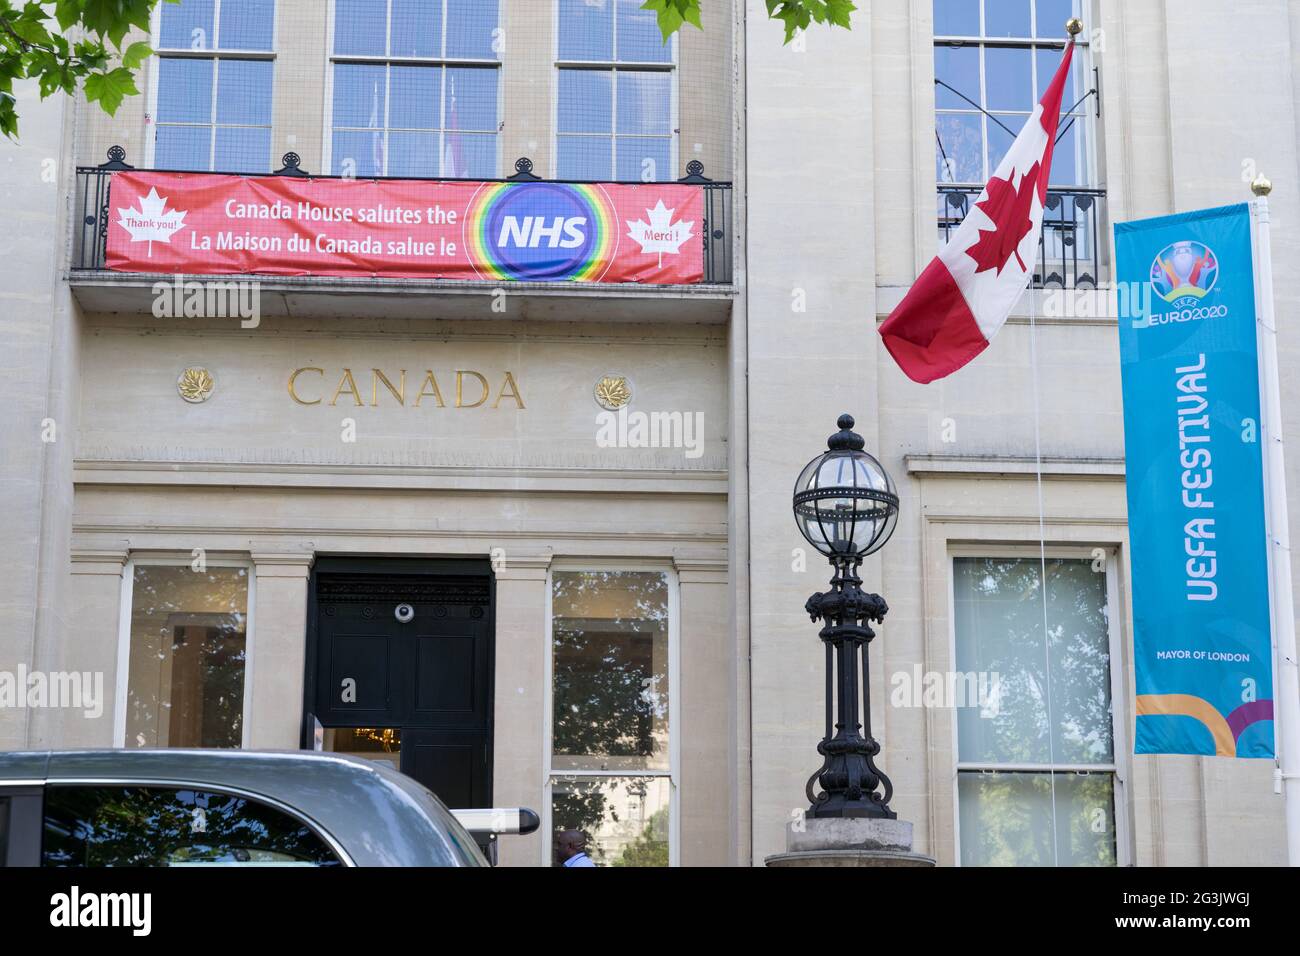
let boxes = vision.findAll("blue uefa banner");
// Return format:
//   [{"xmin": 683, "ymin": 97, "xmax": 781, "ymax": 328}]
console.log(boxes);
[{"xmin": 1115, "ymin": 203, "xmax": 1274, "ymax": 758}]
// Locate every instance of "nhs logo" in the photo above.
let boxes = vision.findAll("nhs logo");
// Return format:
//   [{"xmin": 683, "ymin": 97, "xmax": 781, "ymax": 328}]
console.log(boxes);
[
  {"xmin": 471, "ymin": 183, "xmax": 615, "ymax": 281},
  {"xmin": 497, "ymin": 215, "xmax": 588, "ymax": 249}
]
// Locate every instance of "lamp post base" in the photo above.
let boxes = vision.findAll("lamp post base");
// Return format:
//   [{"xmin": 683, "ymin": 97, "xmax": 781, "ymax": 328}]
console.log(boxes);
[{"xmin": 764, "ymin": 818, "xmax": 936, "ymax": 868}]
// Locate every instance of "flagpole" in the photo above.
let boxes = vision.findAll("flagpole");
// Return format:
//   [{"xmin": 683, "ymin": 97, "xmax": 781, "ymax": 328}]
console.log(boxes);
[{"xmin": 1252, "ymin": 174, "xmax": 1300, "ymax": 866}]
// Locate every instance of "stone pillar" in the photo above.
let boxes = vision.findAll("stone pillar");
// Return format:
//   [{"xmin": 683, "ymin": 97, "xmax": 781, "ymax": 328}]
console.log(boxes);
[
  {"xmin": 246, "ymin": 553, "xmax": 314, "ymax": 749},
  {"xmin": 26, "ymin": 548, "xmax": 127, "ymax": 750},
  {"xmin": 0, "ymin": 80, "xmax": 75, "ymax": 753},
  {"xmin": 743, "ymin": 0, "xmax": 880, "ymax": 863},
  {"xmin": 675, "ymin": 556, "xmax": 731, "ymax": 866},
  {"xmin": 492, "ymin": 554, "xmax": 551, "ymax": 866}
]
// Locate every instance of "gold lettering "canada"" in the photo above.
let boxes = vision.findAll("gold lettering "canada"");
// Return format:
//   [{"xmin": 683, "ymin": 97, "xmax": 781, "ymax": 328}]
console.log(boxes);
[{"xmin": 288, "ymin": 368, "xmax": 525, "ymax": 409}]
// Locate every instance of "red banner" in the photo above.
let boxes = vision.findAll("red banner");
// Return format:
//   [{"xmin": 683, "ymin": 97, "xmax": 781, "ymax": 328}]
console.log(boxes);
[{"xmin": 106, "ymin": 171, "xmax": 705, "ymax": 284}]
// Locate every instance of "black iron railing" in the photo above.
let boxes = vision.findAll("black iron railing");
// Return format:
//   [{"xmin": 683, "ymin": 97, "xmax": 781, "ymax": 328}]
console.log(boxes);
[
  {"xmin": 73, "ymin": 148, "xmax": 734, "ymax": 285},
  {"xmin": 937, "ymin": 184, "xmax": 1106, "ymax": 289}
]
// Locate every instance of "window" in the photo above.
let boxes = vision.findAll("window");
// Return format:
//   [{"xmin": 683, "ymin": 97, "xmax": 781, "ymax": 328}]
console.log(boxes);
[
  {"xmin": 329, "ymin": 0, "xmax": 501, "ymax": 178},
  {"xmin": 548, "ymin": 569, "xmax": 674, "ymax": 866},
  {"xmin": 556, "ymin": 0, "xmax": 675, "ymax": 181},
  {"xmin": 934, "ymin": 0, "xmax": 1092, "ymax": 187},
  {"xmin": 934, "ymin": 1, "xmax": 1100, "ymax": 285},
  {"xmin": 152, "ymin": 0, "xmax": 276, "ymax": 172},
  {"xmin": 122, "ymin": 563, "xmax": 251, "ymax": 749},
  {"xmin": 42, "ymin": 787, "xmax": 341, "ymax": 866},
  {"xmin": 952, "ymin": 555, "xmax": 1122, "ymax": 866}
]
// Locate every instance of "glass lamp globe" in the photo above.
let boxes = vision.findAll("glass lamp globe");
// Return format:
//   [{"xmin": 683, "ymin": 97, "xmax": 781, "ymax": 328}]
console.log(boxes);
[{"xmin": 792, "ymin": 414, "xmax": 899, "ymax": 559}]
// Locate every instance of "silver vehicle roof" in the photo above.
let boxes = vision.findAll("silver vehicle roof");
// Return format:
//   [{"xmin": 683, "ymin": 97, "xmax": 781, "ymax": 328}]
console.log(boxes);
[{"xmin": 0, "ymin": 749, "xmax": 486, "ymax": 867}]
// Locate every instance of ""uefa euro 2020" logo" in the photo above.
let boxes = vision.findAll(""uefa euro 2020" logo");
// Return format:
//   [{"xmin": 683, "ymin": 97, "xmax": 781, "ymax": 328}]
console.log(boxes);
[
  {"xmin": 1150, "ymin": 240, "xmax": 1219, "ymax": 306},
  {"xmin": 1138, "ymin": 239, "xmax": 1227, "ymax": 329}
]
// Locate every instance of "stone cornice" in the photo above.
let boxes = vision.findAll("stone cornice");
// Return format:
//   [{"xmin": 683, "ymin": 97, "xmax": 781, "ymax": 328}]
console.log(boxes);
[
  {"xmin": 74, "ymin": 459, "xmax": 729, "ymax": 495},
  {"xmin": 69, "ymin": 548, "xmax": 128, "ymax": 575},
  {"xmin": 905, "ymin": 455, "xmax": 1125, "ymax": 481}
]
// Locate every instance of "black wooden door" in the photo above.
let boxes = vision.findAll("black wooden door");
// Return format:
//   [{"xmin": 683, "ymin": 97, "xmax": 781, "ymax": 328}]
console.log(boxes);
[{"xmin": 308, "ymin": 560, "xmax": 494, "ymax": 809}]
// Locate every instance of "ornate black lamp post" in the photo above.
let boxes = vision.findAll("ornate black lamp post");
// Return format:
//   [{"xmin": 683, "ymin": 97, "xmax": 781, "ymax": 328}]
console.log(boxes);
[{"xmin": 792, "ymin": 414, "xmax": 900, "ymax": 819}]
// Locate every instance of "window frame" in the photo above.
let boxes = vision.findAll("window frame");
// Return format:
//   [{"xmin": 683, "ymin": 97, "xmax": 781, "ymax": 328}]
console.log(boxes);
[
  {"xmin": 933, "ymin": 0, "xmax": 1096, "ymax": 188},
  {"xmin": 322, "ymin": 0, "xmax": 504, "ymax": 178},
  {"xmin": 113, "ymin": 555, "xmax": 258, "ymax": 751},
  {"xmin": 946, "ymin": 543, "xmax": 1130, "ymax": 867},
  {"xmin": 541, "ymin": 560, "xmax": 681, "ymax": 867},
  {"xmin": 551, "ymin": 0, "xmax": 680, "ymax": 182},
  {"xmin": 145, "ymin": 0, "xmax": 279, "ymax": 172}
]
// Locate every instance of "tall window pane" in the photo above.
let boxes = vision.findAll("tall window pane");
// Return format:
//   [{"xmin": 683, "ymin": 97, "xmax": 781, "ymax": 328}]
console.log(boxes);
[
  {"xmin": 556, "ymin": 0, "xmax": 674, "ymax": 180},
  {"xmin": 154, "ymin": 1, "xmax": 276, "ymax": 172},
  {"xmin": 550, "ymin": 569, "xmax": 672, "ymax": 868},
  {"xmin": 331, "ymin": 0, "xmax": 500, "ymax": 177},
  {"xmin": 125, "ymin": 565, "xmax": 249, "ymax": 749},
  {"xmin": 953, "ymin": 556, "xmax": 1117, "ymax": 867},
  {"xmin": 551, "ymin": 571, "xmax": 669, "ymax": 771},
  {"xmin": 933, "ymin": 0, "xmax": 1098, "ymax": 286},
  {"xmin": 932, "ymin": 1, "xmax": 1093, "ymax": 186}
]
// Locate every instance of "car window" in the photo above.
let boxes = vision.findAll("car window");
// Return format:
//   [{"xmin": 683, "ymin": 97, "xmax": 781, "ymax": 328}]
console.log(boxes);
[{"xmin": 42, "ymin": 786, "xmax": 343, "ymax": 867}]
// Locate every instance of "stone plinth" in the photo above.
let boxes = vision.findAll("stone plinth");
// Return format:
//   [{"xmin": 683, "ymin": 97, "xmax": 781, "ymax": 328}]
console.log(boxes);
[{"xmin": 765, "ymin": 818, "xmax": 936, "ymax": 867}]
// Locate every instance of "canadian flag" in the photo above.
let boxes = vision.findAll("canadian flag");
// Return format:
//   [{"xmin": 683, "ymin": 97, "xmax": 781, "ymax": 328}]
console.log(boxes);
[{"xmin": 879, "ymin": 38, "xmax": 1076, "ymax": 384}]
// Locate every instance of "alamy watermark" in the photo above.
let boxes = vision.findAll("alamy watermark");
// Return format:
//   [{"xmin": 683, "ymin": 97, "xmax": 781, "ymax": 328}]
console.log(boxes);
[
  {"xmin": 0, "ymin": 666, "xmax": 104, "ymax": 719},
  {"xmin": 890, "ymin": 666, "xmax": 1002, "ymax": 717},
  {"xmin": 152, "ymin": 277, "xmax": 261, "ymax": 328},
  {"xmin": 596, "ymin": 407, "xmax": 705, "ymax": 460}
]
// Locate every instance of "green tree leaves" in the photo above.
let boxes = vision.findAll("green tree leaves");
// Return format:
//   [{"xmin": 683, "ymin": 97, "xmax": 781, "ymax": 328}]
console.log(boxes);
[
  {"xmin": 0, "ymin": 0, "xmax": 175, "ymax": 139},
  {"xmin": 642, "ymin": 0, "xmax": 856, "ymax": 43},
  {"xmin": 81, "ymin": 63, "xmax": 135, "ymax": 114}
]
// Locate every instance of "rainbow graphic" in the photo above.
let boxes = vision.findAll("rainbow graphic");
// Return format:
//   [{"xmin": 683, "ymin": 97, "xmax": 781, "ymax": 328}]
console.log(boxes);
[
  {"xmin": 464, "ymin": 182, "xmax": 617, "ymax": 282},
  {"xmin": 1136, "ymin": 693, "xmax": 1274, "ymax": 757}
]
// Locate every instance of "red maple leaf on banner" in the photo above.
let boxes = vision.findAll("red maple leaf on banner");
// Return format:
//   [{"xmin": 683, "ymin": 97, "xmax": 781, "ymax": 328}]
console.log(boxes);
[{"xmin": 965, "ymin": 161, "xmax": 1042, "ymax": 275}]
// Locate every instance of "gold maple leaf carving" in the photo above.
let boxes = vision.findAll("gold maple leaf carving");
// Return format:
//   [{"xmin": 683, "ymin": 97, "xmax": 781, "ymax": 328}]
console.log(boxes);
[
  {"xmin": 595, "ymin": 375, "xmax": 631, "ymax": 410},
  {"xmin": 178, "ymin": 367, "xmax": 214, "ymax": 403}
]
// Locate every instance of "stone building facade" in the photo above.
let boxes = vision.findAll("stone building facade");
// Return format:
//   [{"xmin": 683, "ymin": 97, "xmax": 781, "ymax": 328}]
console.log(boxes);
[{"xmin": 2, "ymin": 0, "xmax": 1298, "ymax": 866}]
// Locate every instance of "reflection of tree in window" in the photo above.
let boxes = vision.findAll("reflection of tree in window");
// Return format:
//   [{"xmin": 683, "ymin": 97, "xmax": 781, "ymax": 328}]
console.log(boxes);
[
  {"xmin": 42, "ymin": 787, "xmax": 340, "ymax": 866},
  {"xmin": 550, "ymin": 571, "xmax": 671, "ymax": 865},
  {"xmin": 954, "ymin": 554, "xmax": 1118, "ymax": 866},
  {"xmin": 551, "ymin": 571, "xmax": 668, "ymax": 764},
  {"xmin": 956, "ymin": 558, "xmax": 1111, "ymax": 765},
  {"xmin": 613, "ymin": 806, "xmax": 669, "ymax": 867},
  {"xmin": 551, "ymin": 776, "xmax": 669, "ymax": 867},
  {"xmin": 959, "ymin": 771, "xmax": 1116, "ymax": 866}
]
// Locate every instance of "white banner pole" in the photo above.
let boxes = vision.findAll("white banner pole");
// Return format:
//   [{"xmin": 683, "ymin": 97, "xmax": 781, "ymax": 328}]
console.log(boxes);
[{"xmin": 1253, "ymin": 176, "xmax": 1300, "ymax": 866}]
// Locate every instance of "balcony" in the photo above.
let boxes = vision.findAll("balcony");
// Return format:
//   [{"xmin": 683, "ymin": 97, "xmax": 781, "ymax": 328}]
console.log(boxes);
[
  {"xmin": 70, "ymin": 148, "xmax": 735, "ymax": 323},
  {"xmin": 938, "ymin": 184, "xmax": 1106, "ymax": 289}
]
